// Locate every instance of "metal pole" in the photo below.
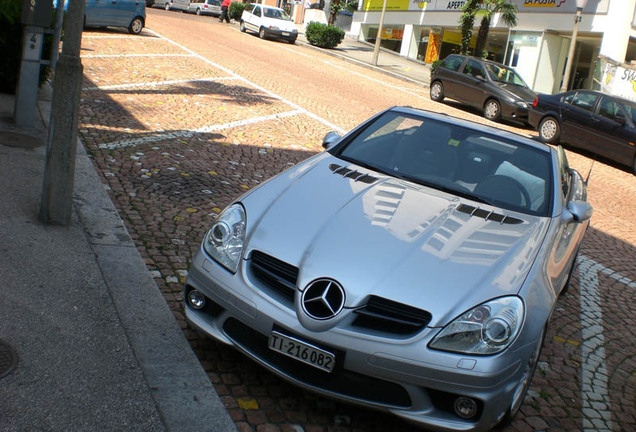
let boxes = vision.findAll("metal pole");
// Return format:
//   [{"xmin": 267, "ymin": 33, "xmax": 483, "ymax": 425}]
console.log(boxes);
[
  {"xmin": 50, "ymin": 0, "xmax": 66, "ymax": 70},
  {"xmin": 40, "ymin": 0, "xmax": 85, "ymax": 225},
  {"xmin": 560, "ymin": 7, "xmax": 582, "ymax": 93},
  {"xmin": 371, "ymin": 0, "xmax": 388, "ymax": 66}
]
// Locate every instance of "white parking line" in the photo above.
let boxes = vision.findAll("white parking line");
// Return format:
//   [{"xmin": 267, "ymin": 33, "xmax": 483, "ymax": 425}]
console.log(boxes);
[
  {"xmin": 146, "ymin": 29, "xmax": 346, "ymax": 135},
  {"xmin": 82, "ymin": 53, "xmax": 195, "ymax": 58},
  {"xmin": 83, "ymin": 77, "xmax": 239, "ymax": 91},
  {"xmin": 576, "ymin": 254, "xmax": 635, "ymax": 432},
  {"xmin": 98, "ymin": 110, "xmax": 304, "ymax": 150},
  {"xmin": 82, "ymin": 35, "xmax": 151, "ymax": 39}
]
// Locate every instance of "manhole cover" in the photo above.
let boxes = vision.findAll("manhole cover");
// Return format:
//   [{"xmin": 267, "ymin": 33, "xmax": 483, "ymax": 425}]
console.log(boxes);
[
  {"xmin": 0, "ymin": 131, "xmax": 44, "ymax": 149},
  {"xmin": 0, "ymin": 340, "xmax": 18, "ymax": 379}
]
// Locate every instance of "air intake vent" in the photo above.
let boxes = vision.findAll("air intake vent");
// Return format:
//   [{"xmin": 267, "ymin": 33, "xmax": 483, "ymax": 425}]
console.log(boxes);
[
  {"xmin": 249, "ymin": 251, "xmax": 298, "ymax": 302},
  {"xmin": 329, "ymin": 164, "xmax": 378, "ymax": 184},
  {"xmin": 353, "ymin": 296, "xmax": 432, "ymax": 335},
  {"xmin": 456, "ymin": 204, "xmax": 523, "ymax": 225}
]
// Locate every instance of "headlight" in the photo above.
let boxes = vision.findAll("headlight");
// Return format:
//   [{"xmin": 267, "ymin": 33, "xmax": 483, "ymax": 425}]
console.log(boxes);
[
  {"xmin": 203, "ymin": 204, "xmax": 246, "ymax": 273},
  {"xmin": 514, "ymin": 100, "xmax": 529, "ymax": 108},
  {"xmin": 429, "ymin": 296, "xmax": 524, "ymax": 355}
]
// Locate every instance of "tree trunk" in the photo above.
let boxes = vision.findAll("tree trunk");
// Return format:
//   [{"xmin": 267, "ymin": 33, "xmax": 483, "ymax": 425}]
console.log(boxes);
[{"xmin": 474, "ymin": 16, "xmax": 491, "ymax": 58}]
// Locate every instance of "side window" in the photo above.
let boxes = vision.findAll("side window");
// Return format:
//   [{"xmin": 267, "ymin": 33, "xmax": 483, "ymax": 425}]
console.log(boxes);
[
  {"xmin": 571, "ymin": 92, "xmax": 599, "ymax": 112},
  {"xmin": 562, "ymin": 92, "xmax": 575, "ymax": 104},
  {"xmin": 598, "ymin": 97, "xmax": 620, "ymax": 122},
  {"xmin": 441, "ymin": 55, "xmax": 464, "ymax": 72},
  {"xmin": 254, "ymin": 6, "xmax": 261, "ymax": 16},
  {"xmin": 463, "ymin": 59, "xmax": 486, "ymax": 79}
]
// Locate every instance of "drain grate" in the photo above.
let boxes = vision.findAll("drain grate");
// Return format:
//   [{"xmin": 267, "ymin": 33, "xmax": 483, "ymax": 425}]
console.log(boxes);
[{"xmin": 0, "ymin": 339, "xmax": 18, "ymax": 379}]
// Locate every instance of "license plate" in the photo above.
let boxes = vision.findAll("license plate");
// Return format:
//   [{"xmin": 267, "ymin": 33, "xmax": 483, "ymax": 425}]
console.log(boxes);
[
  {"xmin": 268, "ymin": 331, "xmax": 335, "ymax": 373},
  {"xmin": 282, "ymin": 32, "xmax": 290, "ymax": 36}
]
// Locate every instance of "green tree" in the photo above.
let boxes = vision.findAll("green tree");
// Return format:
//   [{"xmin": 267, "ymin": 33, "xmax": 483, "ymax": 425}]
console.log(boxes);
[
  {"xmin": 458, "ymin": 0, "xmax": 479, "ymax": 55},
  {"xmin": 474, "ymin": 0, "xmax": 518, "ymax": 58}
]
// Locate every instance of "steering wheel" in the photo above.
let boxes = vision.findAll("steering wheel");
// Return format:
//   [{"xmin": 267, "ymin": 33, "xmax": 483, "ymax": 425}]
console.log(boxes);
[{"xmin": 474, "ymin": 175, "xmax": 531, "ymax": 209}]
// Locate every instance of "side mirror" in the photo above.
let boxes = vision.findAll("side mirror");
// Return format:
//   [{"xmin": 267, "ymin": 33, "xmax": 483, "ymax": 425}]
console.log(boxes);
[
  {"xmin": 564, "ymin": 200, "xmax": 593, "ymax": 223},
  {"xmin": 322, "ymin": 131, "xmax": 341, "ymax": 150}
]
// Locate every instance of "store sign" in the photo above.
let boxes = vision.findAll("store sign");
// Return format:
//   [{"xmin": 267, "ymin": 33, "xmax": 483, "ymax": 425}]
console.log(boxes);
[
  {"xmin": 513, "ymin": 0, "xmax": 609, "ymax": 13},
  {"xmin": 600, "ymin": 61, "xmax": 636, "ymax": 102},
  {"xmin": 363, "ymin": 0, "xmax": 429, "ymax": 11},
  {"xmin": 361, "ymin": 0, "xmax": 609, "ymax": 12}
]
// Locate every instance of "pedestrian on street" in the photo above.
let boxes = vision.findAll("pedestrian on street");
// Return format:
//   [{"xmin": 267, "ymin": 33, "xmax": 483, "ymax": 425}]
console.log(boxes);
[{"xmin": 219, "ymin": 0, "xmax": 231, "ymax": 23}]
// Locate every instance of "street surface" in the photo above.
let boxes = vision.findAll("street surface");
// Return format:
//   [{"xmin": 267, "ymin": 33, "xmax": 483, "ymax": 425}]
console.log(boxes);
[{"xmin": 76, "ymin": 8, "xmax": 636, "ymax": 431}]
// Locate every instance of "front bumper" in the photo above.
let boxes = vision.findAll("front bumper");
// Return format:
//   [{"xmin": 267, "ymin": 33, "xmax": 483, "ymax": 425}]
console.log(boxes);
[
  {"xmin": 263, "ymin": 27, "xmax": 298, "ymax": 41},
  {"xmin": 501, "ymin": 102, "xmax": 530, "ymax": 122},
  {"xmin": 184, "ymin": 248, "xmax": 539, "ymax": 432}
]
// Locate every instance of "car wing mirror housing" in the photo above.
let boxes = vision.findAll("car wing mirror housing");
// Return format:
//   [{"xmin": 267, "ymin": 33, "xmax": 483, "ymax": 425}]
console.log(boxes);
[
  {"xmin": 564, "ymin": 200, "xmax": 593, "ymax": 223},
  {"xmin": 322, "ymin": 131, "xmax": 341, "ymax": 150}
]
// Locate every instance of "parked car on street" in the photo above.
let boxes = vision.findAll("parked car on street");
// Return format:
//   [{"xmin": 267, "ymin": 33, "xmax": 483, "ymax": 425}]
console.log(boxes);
[
  {"xmin": 529, "ymin": 89, "xmax": 636, "ymax": 173},
  {"xmin": 184, "ymin": 106, "xmax": 592, "ymax": 432},
  {"xmin": 84, "ymin": 0, "xmax": 146, "ymax": 34},
  {"xmin": 186, "ymin": 0, "xmax": 221, "ymax": 15},
  {"xmin": 153, "ymin": 0, "xmax": 189, "ymax": 11},
  {"xmin": 430, "ymin": 54, "xmax": 537, "ymax": 124},
  {"xmin": 240, "ymin": 3, "xmax": 298, "ymax": 44}
]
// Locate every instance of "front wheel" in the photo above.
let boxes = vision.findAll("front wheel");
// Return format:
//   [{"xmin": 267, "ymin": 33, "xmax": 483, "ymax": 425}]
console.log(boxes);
[
  {"xmin": 288, "ymin": 37, "xmax": 296, "ymax": 44},
  {"xmin": 483, "ymin": 99, "xmax": 501, "ymax": 122},
  {"xmin": 539, "ymin": 116, "xmax": 560, "ymax": 144},
  {"xmin": 259, "ymin": 27, "xmax": 267, "ymax": 39},
  {"xmin": 196, "ymin": 7, "xmax": 201, "ymax": 14},
  {"xmin": 430, "ymin": 81, "xmax": 444, "ymax": 102},
  {"xmin": 239, "ymin": 21, "xmax": 246, "ymax": 32},
  {"xmin": 128, "ymin": 17, "xmax": 143, "ymax": 34},
  {"xmin": 164, "ymin": 2, "xmax": 170, "ymax": 10}
]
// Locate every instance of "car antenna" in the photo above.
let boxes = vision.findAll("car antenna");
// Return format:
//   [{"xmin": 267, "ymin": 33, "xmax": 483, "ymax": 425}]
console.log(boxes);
[{"xmin": 584, "ymin": 159, "xmax": 595, "ymax": 185}]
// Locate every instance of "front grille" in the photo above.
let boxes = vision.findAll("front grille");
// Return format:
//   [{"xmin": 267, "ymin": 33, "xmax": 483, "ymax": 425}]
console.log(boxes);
[
  {"xmin": 352, "ymin": 296, "xmax": 432, "ymax": 335},
  {"xmin": 223, "ymin": 318, "xmax": 411, "ymax": 408},
  {"xmin": 249, "ymin": 251, "xmax": 298, "ymax": 302}
]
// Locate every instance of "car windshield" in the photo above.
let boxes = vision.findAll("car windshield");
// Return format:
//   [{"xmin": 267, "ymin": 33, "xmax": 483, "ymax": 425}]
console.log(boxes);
[
  {"xmin": 263, "ymin": 7, "xmax": 290, "ymax": 20},
  {"xmin": 334, "ymin": 111, "xmax": 552, "ymax": 216},
  {"xmin": 485, "ymin": 63, "xmax": 528, "ymax": 87}
]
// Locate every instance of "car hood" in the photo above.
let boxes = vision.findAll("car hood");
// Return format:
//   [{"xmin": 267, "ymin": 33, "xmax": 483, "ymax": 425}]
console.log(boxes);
[
  {"xmin": 499, "ymin": 83, "xmax": 537, "ymax": 103},
  {"xmin": 243, "ymin": 155, "xmax": 549, "ymax": 327}
]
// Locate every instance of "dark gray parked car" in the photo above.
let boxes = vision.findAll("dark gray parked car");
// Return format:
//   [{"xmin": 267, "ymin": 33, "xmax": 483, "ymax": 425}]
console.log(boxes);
[
  {"xmin": 529, "ymin": 89, "xmax": 636, "ymax": 174},
  {"xmin": 430, "ymin": 54, "xmax": 537, "ymax": 123},
  {"xmin": 184, "ymin": 106, "xmax": 592, "ymax": 432}
]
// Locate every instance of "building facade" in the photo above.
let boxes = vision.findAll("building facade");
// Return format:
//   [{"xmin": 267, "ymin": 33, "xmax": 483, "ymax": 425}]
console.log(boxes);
[{"xmin": 349, "ymin": 0, "xmax": 636, "ymax": 94}]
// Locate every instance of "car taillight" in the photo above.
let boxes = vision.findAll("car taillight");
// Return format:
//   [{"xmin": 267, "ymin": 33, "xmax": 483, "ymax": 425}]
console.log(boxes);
[{"xmin": 532, "ymin": 96, "xmax": 538, "ymax": 108}]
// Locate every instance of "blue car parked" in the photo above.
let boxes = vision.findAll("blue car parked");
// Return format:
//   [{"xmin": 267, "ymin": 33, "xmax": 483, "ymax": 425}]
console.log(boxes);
[{"xmin": 84, "ymin": 0, "xmax": 146, "ymax": 34}]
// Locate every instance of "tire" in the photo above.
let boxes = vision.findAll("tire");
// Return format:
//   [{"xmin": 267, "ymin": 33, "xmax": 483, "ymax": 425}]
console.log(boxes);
[
  {"xmin": 561, "ymin": 250, "xmax": 580, "ymax": 295},
  {"xmin": 430, "ymin": 81, "xmax": 444, "ymax": 102},
  {"xmin": 239, "ymin": 21, "xmax": 246, "ymax": 32},
  {"xmin": 165, "ymin": 2, "xmax": 170, "ymax": 10},
  {"xmin": 288, "ymin": 37, "xmax": 296, "ymax": 44},
  {"xmin": 483, "ymin": 99, "xmax": 501, "ymax": 122},
  {"xmin": 633, "ymin": 156, "xmax": 636, "ymax": 175},
  {"xmin": 498, "ymin": 327, "xmax": 546, "ymax": 428},
  {"xmin": 538, "ymin": 116, "xmax": 560, "ymax": 144},
  {"xmin": 259, "ymin": 27, "xmax": 267, "ymax": 40},
  {"xmin": 196, "ymin": 7, "xmax": 201, "ymax": 14},
  {"xmin": 128, "ymin": 17, "xmax": 143, "ymax": 34}
]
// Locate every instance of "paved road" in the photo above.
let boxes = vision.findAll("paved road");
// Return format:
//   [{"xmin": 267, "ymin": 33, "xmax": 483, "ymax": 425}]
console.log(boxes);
[{"xmin": 76, "ymin": 8, "xmax": 636, "ymax": 431}]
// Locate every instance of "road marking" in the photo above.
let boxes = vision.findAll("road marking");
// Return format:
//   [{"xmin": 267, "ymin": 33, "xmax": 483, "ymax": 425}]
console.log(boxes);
[
  {"xmin": 81, "ymin": 53, "xmax": 195, "ymax": 58},
  {"xmin": 145, "ymin": 29, "xmax": 346, "ymax": 135},
  {"xmin": 279, "ymin": 45, "xmax": 313, "ymax": 58},
  {"xmin": 82, "ymin": 35, "xmax": 150, "ymax": 39},
  {"xmin": 98, "ymin": 110, "xmax": 304, "ymax": 150},
  {"xmin": 83, "ymin": 77, "xmax": 238, "ymax": 91},
  {"xmin": 577, "ymin": 254, "xmax": 635, "ymax": 432}
]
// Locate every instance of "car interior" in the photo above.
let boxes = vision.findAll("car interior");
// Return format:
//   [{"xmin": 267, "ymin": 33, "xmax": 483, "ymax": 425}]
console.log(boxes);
[{"xmin": 337, "ymin": 113, "xmax": 551, "ymax": 216}]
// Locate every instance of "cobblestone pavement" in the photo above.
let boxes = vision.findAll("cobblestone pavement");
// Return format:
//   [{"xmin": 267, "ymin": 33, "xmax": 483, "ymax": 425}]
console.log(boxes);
[{"xmin": 76, "ymin": 9, "xmax": 636, "ymax": 431}]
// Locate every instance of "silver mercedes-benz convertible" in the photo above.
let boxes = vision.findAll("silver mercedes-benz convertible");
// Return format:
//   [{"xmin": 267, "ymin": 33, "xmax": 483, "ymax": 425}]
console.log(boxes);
[{"xmin": 184, "ymin": 106, "xmax": 592, "ymax": 431}]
